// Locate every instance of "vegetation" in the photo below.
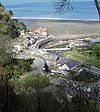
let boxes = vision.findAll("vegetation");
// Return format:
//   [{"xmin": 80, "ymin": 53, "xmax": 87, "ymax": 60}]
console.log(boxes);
[
  {"xmin": 0, "ymin": 2, "xmax": 99, "ymax": 112},
  {"xmin": 6, "ymin": 58, "xmax": 33, "ymax": 79},
  {"xmin": 0, "ymin": 46, "xmax": 33, "ymax": 80},
  {"xmin": 0, "ymin": 45, "xmax": 98, "ymax": 112},
  {"xmin": 18, "ymin": 74, "xmax": 50, "ymax": 91},
  {"xmin": 0, "ymin": 47, "xmax": 99, "ymax": 112},
  {"xmin": 68, "ymin": 69, "xmax": 100, "ymax": 83},
  {"xmin": 0, "ymin": 32, "xmax": 10, "ymax": 44},
  {"xmin": 89, "ymin": 44, "xmax": 100, "ymax": 57},
  {"xmin": 61, "ymin": 44, "xmax": 100, "ymax": 67},
  {"xmin": 0, "ymin": 3, "xmax": 26, "ymax": 39}
]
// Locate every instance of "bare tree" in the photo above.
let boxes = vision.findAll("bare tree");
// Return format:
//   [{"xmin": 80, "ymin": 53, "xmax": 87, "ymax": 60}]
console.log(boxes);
[
  {"xmin": 54, "ymin": 0, "xmax": 74, "ymax": 13},
  {"xmin": 94, "ymin": 0, "xmax": 100, "ymax": 20},
  {"xmin": 55, "ymin": 0, "xmax": 100, "ymax": 20}
]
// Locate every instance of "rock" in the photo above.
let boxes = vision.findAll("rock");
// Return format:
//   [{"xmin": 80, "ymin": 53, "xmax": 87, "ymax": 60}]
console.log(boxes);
[{"xmin": 31, "ymin": 56, "xmax": 49, "ymax": 72}]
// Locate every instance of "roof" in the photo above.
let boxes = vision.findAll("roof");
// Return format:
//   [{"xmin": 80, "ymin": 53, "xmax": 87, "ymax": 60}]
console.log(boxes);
[{"xmin": 57, "ymin": 56, "xmax": 81, "ymax": 68}]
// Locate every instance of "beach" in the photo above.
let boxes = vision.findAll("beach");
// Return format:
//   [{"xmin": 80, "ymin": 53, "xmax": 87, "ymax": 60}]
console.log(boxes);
[{"xmin": 26, "ymin": 19, "xmax": 100, "ymax": 37}]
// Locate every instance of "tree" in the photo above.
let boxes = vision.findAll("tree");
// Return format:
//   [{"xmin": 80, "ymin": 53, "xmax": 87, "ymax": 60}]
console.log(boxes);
[
  {"xmin": 94, "ymin": 0, "xmax": 100, "ymax": 20},
  {"xmin": 0, "ymin": 3, "xmax": 5, "ymax": 12},
  {"xmin": 55, "ymin": 0, "xmax": 100, "ymax": 20},
  {"xmin": 0, "ymin": 46, "xmax": 16, "ymax": 112},
  {"xmin": 9, "ymin": 10, "xmax": 13, "ymax": 16},
  {"xmin": 0, "ymin": 3, "xmax": 26, "ymax": 38}
]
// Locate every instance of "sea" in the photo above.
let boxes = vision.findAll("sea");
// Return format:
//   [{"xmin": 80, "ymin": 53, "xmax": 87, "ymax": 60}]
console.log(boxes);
[{"xmin": 0, "ymin": 0, "xmax": 99, "ymax": 21}]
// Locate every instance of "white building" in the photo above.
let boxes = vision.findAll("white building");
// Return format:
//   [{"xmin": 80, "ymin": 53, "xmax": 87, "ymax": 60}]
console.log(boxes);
[{"xmin": 58, "ymin": 64, "xmax": 69, "ymax": 70}]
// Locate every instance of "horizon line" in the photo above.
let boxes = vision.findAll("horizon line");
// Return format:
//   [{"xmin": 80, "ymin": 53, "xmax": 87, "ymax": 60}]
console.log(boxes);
[{"xmin": 11, "ymin": 17, "xmax": 99, "ymax": 22}]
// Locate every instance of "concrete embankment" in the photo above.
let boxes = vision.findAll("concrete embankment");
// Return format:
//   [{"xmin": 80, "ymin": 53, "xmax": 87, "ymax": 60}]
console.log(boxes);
[{"xmin": 33, "ymin": 37, "xmax": 53, "ymax": 49}]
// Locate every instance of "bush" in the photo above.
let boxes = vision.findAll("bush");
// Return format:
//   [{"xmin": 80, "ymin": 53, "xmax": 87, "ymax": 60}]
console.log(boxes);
[
  {"xmin": 20, "ymin": 74, "xmax": 50, "ymax": 90},
  {"xmin": 0, "ymin": 3, "xmax": 26, "ymax": 38},
  {"xmin": 89, "ymin": 44, "xmax": 100, "ymax": 57},
  {"xmin": 17, "ymin": 59, "xmax": 33, "ymax": 72}
]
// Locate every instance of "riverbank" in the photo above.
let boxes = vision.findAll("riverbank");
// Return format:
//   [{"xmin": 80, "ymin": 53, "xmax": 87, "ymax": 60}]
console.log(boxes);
[{"xmin": 23, "ymin": 19, "xmax": 100, "ymax": 37}]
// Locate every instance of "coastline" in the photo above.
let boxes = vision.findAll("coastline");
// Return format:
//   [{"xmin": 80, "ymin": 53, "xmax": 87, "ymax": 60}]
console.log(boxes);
[
  {"xmin": 12, "ymin": 17, "xmax": 100, "ymax": 22},
  {"xmin": 15, "ymin": 17, "xmax": 100, "ymax": 37}
]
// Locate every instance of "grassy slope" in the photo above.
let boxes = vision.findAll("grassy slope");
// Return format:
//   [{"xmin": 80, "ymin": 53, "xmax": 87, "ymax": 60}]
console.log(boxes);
[{"xmin": 62, "ymin": 50, "xmax": 100, "ymax": 67}]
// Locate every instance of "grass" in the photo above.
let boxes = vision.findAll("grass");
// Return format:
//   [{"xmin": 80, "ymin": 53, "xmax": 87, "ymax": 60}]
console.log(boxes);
[
  {"xmin": 61, "ymin": 49, "xmax": 100, "ymax": 67},
  {"xmin": 14, "ymin": 74, "xmax": 50, "ymax": 93},
  {"xmin": 62, "ymin": 50, "xmax": 89, "ymax": 63}
]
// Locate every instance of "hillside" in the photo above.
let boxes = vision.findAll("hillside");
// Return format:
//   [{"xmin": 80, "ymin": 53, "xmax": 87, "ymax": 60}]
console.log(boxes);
[{"xmin": 0, "ymin": 3, "xmax": 26, "ymax": 42}]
